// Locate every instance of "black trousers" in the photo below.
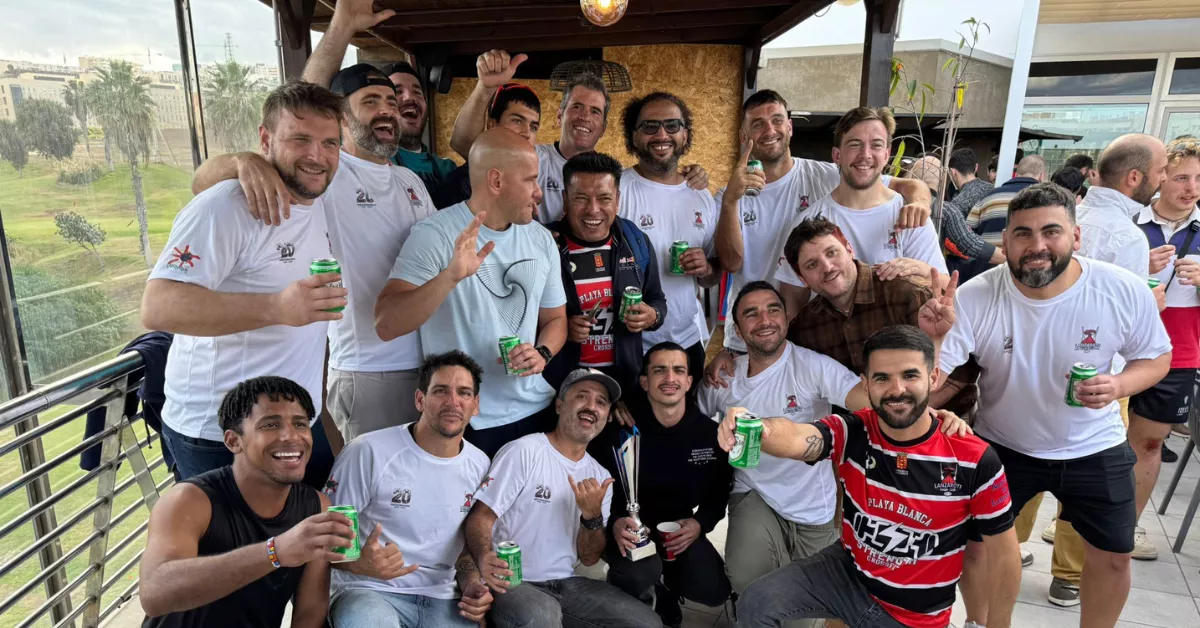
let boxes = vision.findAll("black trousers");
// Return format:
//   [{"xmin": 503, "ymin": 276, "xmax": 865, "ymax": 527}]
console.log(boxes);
[{"xmin": 604, "ymin": 535, "xmax": 731, "ymax": 607}]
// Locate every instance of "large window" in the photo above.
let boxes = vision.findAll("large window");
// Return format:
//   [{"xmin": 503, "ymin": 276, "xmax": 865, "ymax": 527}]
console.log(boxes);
[
  {"xmin": 1168, "ymin": 57, "xmax": 1200, "ymax": 96},
  {"xmin": 1027, "ymin": 59, "xmax": 1157, "ymax": 98},
  {"xmin": 1021, "ymin": 104, "xmax": 1149, "ymax": 173}
]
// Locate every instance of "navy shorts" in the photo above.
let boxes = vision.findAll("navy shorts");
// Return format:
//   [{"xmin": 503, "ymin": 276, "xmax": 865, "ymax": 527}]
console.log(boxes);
[{"xmin": 1130, "ymin": 368, "xmax": 1197, "ymax": 425}]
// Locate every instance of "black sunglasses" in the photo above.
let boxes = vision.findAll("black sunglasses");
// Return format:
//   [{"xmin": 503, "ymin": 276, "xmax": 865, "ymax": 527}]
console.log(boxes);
[{"xmin": 637, "ymin": 118, "xmax": 686, "ymax": 135}]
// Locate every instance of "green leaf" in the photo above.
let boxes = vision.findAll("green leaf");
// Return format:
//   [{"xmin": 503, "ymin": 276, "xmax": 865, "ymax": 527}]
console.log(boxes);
[
  {"xmin": 959, "ymin": 36, "xmax": 966, "ymax": 49},
  {"xmin": 890, "ymin": 73, "xmax": 900, "ymax": 96},
  {"xmin": 920, "ymin": 91, "xmax": 927, "ymax": 117},
  {"xmin": 964, "ymin": 17, "xmax": 977, "ymax": 25},
  {"xmin": 922, "ymin": 83, "xmax": 935, "ymax": 95},
  {"xmin": 907, "ymin": 79, "xmax": 918, "ymax": 100},
  {"xmin": 890, "ymin": 139, "xmax": 907, "ymax": 177},
  {"xmin": 942, "ymin": 57, "xmax": 956, "ymax": 72}
]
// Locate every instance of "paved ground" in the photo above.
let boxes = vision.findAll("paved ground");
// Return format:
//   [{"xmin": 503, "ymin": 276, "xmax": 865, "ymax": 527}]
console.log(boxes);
[{"xmin": 104, "ymin": 433, "xmax": 1200, "ymax": 628}]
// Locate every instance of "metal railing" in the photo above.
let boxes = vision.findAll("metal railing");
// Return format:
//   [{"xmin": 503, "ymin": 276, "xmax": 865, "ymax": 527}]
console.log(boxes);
[{"xmin": 0, "ymin": 352, "xmax": 168, "ymax": 628}]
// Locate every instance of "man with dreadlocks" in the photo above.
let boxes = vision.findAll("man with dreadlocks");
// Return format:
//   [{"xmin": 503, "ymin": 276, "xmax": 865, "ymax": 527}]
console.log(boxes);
[{"xmin": 139, "ymin": 376, "xmax": 355, "ymax": 628}]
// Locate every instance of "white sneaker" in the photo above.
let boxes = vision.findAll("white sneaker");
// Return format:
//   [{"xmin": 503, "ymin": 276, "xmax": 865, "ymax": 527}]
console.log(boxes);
[
  {"xmin": 1041, "ymin": 520, "xmax": 1056, "ymax": 543},
  {"xmin": 1021, "ymin": 548, "xmax": 1034, "ymax": 567},
  {"xmin": 1132, "ymin": 527, "xmax": 1158, "ymax": 561}
]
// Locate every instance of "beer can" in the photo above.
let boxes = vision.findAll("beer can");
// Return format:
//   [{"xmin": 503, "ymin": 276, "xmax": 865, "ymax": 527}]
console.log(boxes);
[
  {"xmin": 1065, "ymin": 362, "xmax": 1099, "ymax": 407},
  {"xmin": 327, "ymin": 505, "xmax": 361, "ymax": 562},
  {"xmin": 1148, "ymin": 277, "xmax": 1161, "ymax": 289},
  {"xmin": 496, "ymin": 541, "xmax": 523, "ymax": 587},
  {"xmin": 729, "ymin": 411, "xmax": 763, "ymax": 469},
  {"xmin": 744, "ymin": 159, "xmax": 764, "ymax": 197},
  {"xmin": 619, "ymin": 287, "xmax": 643, "ymax": 321},
  {"xmin": 310, "ymin": 258, "xmax": 345, "ymax": 313},
  {"xmin": 499, "ymin": 336, "xmax": 525, "ymax": 375},
  {"xmin": 669, "ymin": 240, "xmax": 689, "ymax": 275}
]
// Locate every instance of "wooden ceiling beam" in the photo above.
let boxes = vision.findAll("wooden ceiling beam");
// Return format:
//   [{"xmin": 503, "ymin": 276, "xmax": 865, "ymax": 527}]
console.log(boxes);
[
  {"xmin": 760, "ymin": 1, "xmax": 835, "ymax": 45},
  {"xmin": 442, "ymin": 25, "xmax": 755, "ymax": 56}
]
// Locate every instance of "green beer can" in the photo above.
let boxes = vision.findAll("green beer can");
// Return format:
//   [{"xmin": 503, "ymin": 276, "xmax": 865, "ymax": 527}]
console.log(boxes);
[
  {"xmin": 496, "ymin": 541, "xmax": 523, "ymax": 587},
  {"xmin": 499, "ymin": 336, "xmax": 525, "ymax": 375},
  {"xmin": 618, "ymin": 287, "xmax": 643, "ymax": 321},
  {"xmin": 745, "ymin": 160, "xmax": 764, "ymax": 197},
  {"xmin": 1065, "ymin": 362, "xmax": 1099, "ymax": 407},
  {"xmin": 669, "ymin": 240, "xmax": 689, "ymax": 275},
  {"xmin": 729, "ymin": 411, "xmax": 763, "ymax": 469},
  {"xmin": 327, "ymin": 505, "xmax": 361, "ymax": 562},
  {"xmin": 310, "ymin": 258, "xmax": 344, "ymax": 313},
  {"xmin": 1148, "ymin": 277, "xmax": 1162, "ymax": 289}
]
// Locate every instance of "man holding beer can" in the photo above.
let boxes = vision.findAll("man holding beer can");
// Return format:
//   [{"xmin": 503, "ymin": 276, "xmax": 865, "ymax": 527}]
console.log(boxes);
[
  {"xmin": 937, "ymin": 183, "xmax": 1171, "ymax": 628},
  {"xmin": 544, "ymin": 152, "xmax": 668, "ymax": 395}
]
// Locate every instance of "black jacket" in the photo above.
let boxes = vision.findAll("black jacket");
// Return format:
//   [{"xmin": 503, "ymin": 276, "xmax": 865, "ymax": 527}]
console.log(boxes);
[{"xmin": 544, "ymin": 217, "xmax": 667, "ymax": 392}]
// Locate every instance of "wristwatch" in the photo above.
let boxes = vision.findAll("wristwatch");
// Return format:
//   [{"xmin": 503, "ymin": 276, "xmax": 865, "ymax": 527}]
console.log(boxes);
[
  {"xmin": 580, "ymin": 514, "xmax": 604, "ymax": 530},
  {"xmin": 536, "ymin": 345, "xmax": 553, "ymax": 363}
]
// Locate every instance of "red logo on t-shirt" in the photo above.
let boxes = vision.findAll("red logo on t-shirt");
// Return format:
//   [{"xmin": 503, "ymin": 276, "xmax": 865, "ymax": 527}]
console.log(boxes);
[
  {"xmin": 896, "ymin": 453, "xmax": 908, "ymax": 471},
  {"xmin": 694, "ymin": 211, "xmax": 705, "ymax": 228},
  {"xmin": 784, "ymin": 395, "xmax": 800, "ymax": 414},
  {"xmin": 167, "ymin": 245, "xmax": 201, "ymax": 271},
  {"xmin": 799, "ymin": 195, "xmax": 810, "ymax": 210},
  {"xmin": 594, "ymin": 253, "xmax": 604, "ymax": 269},
  {"xmin": 885, "ymin": 231, "xmax": 899, "ymax": 250},
  {"xmin": 1076, "ymin": 328, "xmax": 1101, "ymax": 352}
]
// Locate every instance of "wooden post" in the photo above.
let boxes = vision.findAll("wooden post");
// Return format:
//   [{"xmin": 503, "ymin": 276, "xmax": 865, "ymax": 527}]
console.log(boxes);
[
  {"xmin": 859, "ymin": 0, "xmax": 901, "ymax": 107},
  {"xmin": 276, "ymin": 0, "xmax": 316, "ymax": 80}
]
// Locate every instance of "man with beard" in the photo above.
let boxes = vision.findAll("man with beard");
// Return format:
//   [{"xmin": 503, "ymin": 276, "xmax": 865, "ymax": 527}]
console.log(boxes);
[
  {"xmin": 143, "ymin": 81, "xmax": 344, "ymax": 484},
  {"xmin": 190, "ymin": 0, "xmax": 435, "ymax": 445},
  {"xmin": 323, "ymin": 351, "xmax": 493, "ymax": 628},
  {"xmin": 598, "ymin": 343, "xmax": 733, "ymax": 627},
  {"xmin": 618, "ymin": 92, "xmax": 720, "ymax": 383},
  {"xmin": 1078, "ymin": 133, "xmax": 1169, "ymax": 277},
  {"xmin": 464, "ymin": 369, "xmax": 662, "ymax": 628},
  {"xmin": 140, "ymin": 376, "xmax": 354, "ymax": 628},
  {"xmin": 723, "ymin": 326, "xmax": 1020, "ymax": 628},
  {"xmin": 385, "ymin": 60, "xmax": 457, "ymax": 192},
  {"xmin": 376, "ymin": 129, "xmax": 567, "ymax": 458},
  {"xmin": 937, "ymin": 183, "xmax": 1171, "ymax": 628},
  {"xmin": 544, "ymin": 151, "xmax": 667, "ymax": 394}
]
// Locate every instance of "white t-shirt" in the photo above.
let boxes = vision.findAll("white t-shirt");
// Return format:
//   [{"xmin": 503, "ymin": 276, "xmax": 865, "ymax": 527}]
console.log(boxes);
[
  {"xmin": 536, "ymin": 144, "xmax": 569, "ymax": 224},
  {"xmin": 697, "ymin": 342, "xmax": 859, "ymax": 524},
  {"xmin": 390, "ymin": 203, "xmax": 567, "ymax": 430},
  {"xmin": 151, "ymin": 181, "xmax": 332, "ymax": 441},
  {"xmin": 939, "ymin": 258, "xmax": 1172, "ymax": 459},
  {"xmin": 618, "ymin": 168, "xmax": 718, "ymax": 349},
  {"xmin": 324, "ymin": 152, "xmax": 433, "ymax": 372},
  {"xmin": 326, "ymin": 425, "xmax": 490, "ymax": 600},
  {"xmin": 474, "ymin": 433, "xmax": 613, "ymax": 582},
  {"xmin": 775, "ymin": 193, "xmax": 947, "ymax": 287}
]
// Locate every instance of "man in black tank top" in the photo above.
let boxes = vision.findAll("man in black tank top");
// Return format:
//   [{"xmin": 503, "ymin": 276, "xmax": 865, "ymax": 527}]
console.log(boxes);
[{"xmin": 139, "ymin": 376, "xmax": 355, "ymax": 628}]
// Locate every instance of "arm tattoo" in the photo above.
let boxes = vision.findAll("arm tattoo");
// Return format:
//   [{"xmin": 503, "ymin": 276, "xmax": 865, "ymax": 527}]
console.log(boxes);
[{"xmin": 801, "ymin": 434, "xmax": 824, "ymax": 461}]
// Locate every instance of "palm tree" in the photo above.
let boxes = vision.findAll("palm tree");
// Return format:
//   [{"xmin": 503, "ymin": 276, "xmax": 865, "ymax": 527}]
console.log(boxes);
[
  {"xmin": 203, "ymin": 60, "xmax": 267, "ymax": 153},
  {"xmin": 90, "ymin": 60, "xmax": 155, "ymax": 266},
  {"xmin": 62, "ymin": 80, "xmax": 91, "ymax": 155}
]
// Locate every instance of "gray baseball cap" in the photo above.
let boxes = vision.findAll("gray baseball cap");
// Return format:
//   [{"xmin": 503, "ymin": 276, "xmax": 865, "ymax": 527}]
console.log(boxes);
[{"xmin": 558, "ymin": 368, "xmax": 621, "ymax": 404}]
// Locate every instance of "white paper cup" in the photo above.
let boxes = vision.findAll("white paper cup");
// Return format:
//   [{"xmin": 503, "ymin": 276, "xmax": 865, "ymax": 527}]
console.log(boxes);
[{"xmin": 656, "ymin": 522, "xmax": 682, "ymax": 561}]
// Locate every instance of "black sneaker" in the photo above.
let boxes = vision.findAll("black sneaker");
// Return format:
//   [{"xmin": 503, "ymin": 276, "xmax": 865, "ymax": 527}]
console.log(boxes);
[
  {"xmin": 1163, "ymin": 443, "xmax": 1179, "ymax": 463},
  {"xmin": 654, "ymin": 583, "xmax": 683, "ymax": 628}
]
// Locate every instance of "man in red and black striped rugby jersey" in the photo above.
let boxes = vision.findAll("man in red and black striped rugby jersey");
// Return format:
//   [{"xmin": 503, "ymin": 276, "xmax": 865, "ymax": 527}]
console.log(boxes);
[{"xmin": 721, "ymin": 325, "xmax": 1020, "ymax": 628}]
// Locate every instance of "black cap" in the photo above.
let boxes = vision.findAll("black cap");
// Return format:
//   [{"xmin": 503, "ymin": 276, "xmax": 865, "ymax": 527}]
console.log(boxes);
[
  {"xmin": 330, "ymin": 63, "xmax": 394, "ymax": 97},
  {"xmin": 381, "ymin": 61, "xmax": 421, "ymax": 82},
  {"xmin": 558, "ymin": 368, "xmax": 621, "ymax": 404}
]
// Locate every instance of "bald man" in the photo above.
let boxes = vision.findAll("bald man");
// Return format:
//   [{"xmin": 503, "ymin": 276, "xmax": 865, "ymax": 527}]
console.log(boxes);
[
  {"xmin": 376, "ymin": 128, "xmax": 568, "ymax": 457},
  {"xmin": 1078, "ymin": 134, "xmax": 1168, "ymax": 277}
]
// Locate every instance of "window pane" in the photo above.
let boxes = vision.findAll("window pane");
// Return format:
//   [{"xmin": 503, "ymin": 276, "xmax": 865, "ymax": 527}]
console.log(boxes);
[
  {"xmin": 1169, "ymin": 58, "xmax": 1200, "ymax": 95},
  {"xmin": 1021, "ymin": 104, "xmax": 1149, "ymax": 173},
  {"xmin": 1165, "ymin": 111, "xmax": 1200, "ymax": 142},
  {"xmin": 1027, "ymin": 59, "xmax": 1157, "ymax": 97}
]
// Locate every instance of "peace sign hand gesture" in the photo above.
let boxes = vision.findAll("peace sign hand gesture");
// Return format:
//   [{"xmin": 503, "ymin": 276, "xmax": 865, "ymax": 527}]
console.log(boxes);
[{"xmin": 918, "ymin": 268, "xmax": 958, "ymax": 340}]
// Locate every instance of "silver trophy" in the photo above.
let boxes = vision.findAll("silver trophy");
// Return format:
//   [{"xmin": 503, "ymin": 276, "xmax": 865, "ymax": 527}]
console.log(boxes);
[{"xmin": 614, "ymin": 428, "xmax": 656, "ymax": 561}]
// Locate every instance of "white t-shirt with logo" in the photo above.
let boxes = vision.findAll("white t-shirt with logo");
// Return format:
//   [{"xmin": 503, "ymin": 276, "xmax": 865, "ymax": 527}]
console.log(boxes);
[
  {"xmin": 325, "ymin": 152, "xmax": 433, "ymax": 372},
  {"xmin": 618, "ymin": 168, "xmax": 718, "ymax": 349},
  {"xmin": 474, "ymin": 433, "xmax": 612, "ymax": 582},
  {"xmin": 939, "ymin": 258, "xmax": 1172, "ymax": 459},
  {"xmin": 775, "ymin": 193, "xmax": 947, "ymax": 287},
  {"xmin": 326, "ymin": 425, "xmax": 490, "ymax": 600},
  {"xmin": 536, "ymin": 144, "xmax": 569, "ymax": 224},
  {"xmin": 150, "ymin": 180, "xmax": 331, "ymax": 441},
  {"xmin": 697, "ymin": 342, "xmax": 859, "ymax": 524},
  {"xmin": 390, "ymin": 203, "xmax": 567, "ymax": 430}
]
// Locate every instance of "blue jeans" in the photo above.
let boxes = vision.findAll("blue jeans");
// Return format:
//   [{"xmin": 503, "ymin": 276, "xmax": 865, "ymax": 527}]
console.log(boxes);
[
  {"xmin": 161, "ymin": 421, "xmax": 335, "ymax": 492},
  {"xmin": 329, "ymin": 589, "xmax": 475, "ymax": 628},
  {"xmin": 489, "ymin": 576, "xmax": 662, "ymax": 628}
]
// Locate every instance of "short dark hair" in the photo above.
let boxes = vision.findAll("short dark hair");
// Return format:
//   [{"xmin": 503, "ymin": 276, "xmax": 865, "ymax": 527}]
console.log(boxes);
[
  {"xmin": 1050, "ymin": 166, "xmax": 1086, "ymax": 195},
  {"xmin": 218, "ymin": 376, "xmax": 315, "ymax": 433},
  {"xmin": 834, "ymin": 106, "xmax": 895, "ymax": 147},
  {"xmin": 560, "ymin": 73, "xmax": 611, "ymax": 118},
  {"xmin": 988, "ymin": 157, "xmax": 998, "ymax": 172},
  {"xmin": 1064, "ymin": 154, "xmax": 1094, "ymax": 172},
  {"xmin": 262, "ymin": 79, "xmax": 343, "ymax": 131},
  {"xmin": 862, "ymin": 325, "xmax": 935, "ymax": 373},
  {"xmin": 783, "ymin": 216, "xmax": 845, "ymax": 275},
  {"xmin": 742, "ymin": 89, "xmax": 788, "ymax": 113},
  {"xmin": 731, "ymin": 281, "xmax": 784, "ymax": 325},
  {"xmin": 418, "ymin": 350, "xmax": 484, "ymax": 396},
  {"xmin": 563, "ymin": 151, "xmax": 623, "ymax": 193},
  {"xmin": 1007, "ymin": 181, "xmax": 1077, "ymax": 222},
  {"xmin": 1098, "ymin": 135, "xmax": 1155, "ymax": 187},
  {"xmin": 622, "ymin": 91, "xmax": 694, "ymax": 156},
  {"xmin": 948, "ymin": 148, "xmax": 978, "ymax": 176},
  {"xmin": 488, "ymin": 83, "xmax": 541, "ymax": 123},
  {"xmin": 641, "ymin": 341, "xmax": 689, "ymax": 376}
]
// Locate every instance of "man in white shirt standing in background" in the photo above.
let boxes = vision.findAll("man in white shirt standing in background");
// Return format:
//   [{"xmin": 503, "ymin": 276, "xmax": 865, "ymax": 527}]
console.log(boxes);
[
  {"xmin": 618, "ymin": 92, "xmax": 721, "ymax": 386},
  {"xmin": 142, "ymin": 81, "xmax": 345, "ymax": 485},
  {"xmin": 190, "ymin": 0, "xmax": 434, "ymax": 445},
  {"xmin": 324, "ymin": 351, "xmax": 493, "ymax": 628},
  {"xmin": 1078, "ymin": 133, "xmax": 1168, "ymax": 279}
]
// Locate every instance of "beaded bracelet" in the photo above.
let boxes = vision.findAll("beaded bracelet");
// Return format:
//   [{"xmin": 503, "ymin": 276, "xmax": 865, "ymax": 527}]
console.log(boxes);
[{"xmin": 266, "ymin": 536, "xmax": 281, "ymax": 569}]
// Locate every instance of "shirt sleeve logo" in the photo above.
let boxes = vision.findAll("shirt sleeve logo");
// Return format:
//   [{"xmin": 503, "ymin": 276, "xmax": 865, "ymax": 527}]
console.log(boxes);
[{"xmin": 166, "ymin": 245, "xmax": 201, "ymax": 272}]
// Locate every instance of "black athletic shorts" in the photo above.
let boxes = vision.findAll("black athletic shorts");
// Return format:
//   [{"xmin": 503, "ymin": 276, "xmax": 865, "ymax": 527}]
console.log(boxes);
[
  {"xmin": 984, "ymin": 439, "xmax": 1136, "ymax": 554},
  {"xmin": 1130, "ymin": 367, "xmax": 1197, "ymax": 425}
]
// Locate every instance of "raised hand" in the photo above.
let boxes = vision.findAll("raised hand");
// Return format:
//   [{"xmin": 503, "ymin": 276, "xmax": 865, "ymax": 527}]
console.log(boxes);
[
  {"xmin": 725, "ymin": 140, "xmax": 765, "ymax": 201},
  {"xmin": 333, "ymin": 0, "xmax": 397, "ymax": 32},
  {"xmin": 272, "ymin": 273, "xmax": 347, "ymax": 326},
  {"xmin": 568, "ymin": 475, "xmax": 613, "ymax": 520},
  {"xmin": 355, "ymin": 523, "xmax": 420, "ymax": 580},
  {"xmin": 918, "ymin": 268, "xmax": 958, "ymax": 339},
  {"xmin": 477, "ymin": 50, "xmax": 528, "ymax": 90},
  {"xmin": 272, "ymin": 510, "xmax": 355, "ymax": 567},
  {"xmin": 448, "ymin": 212, "xmax": 496, "ymax": 282}
]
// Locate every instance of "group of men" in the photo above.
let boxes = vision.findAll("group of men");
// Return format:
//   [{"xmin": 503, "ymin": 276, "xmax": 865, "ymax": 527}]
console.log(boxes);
[{"xmin": 131, "ymin": 1, "xmax": 1198, "ymax": 627}]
